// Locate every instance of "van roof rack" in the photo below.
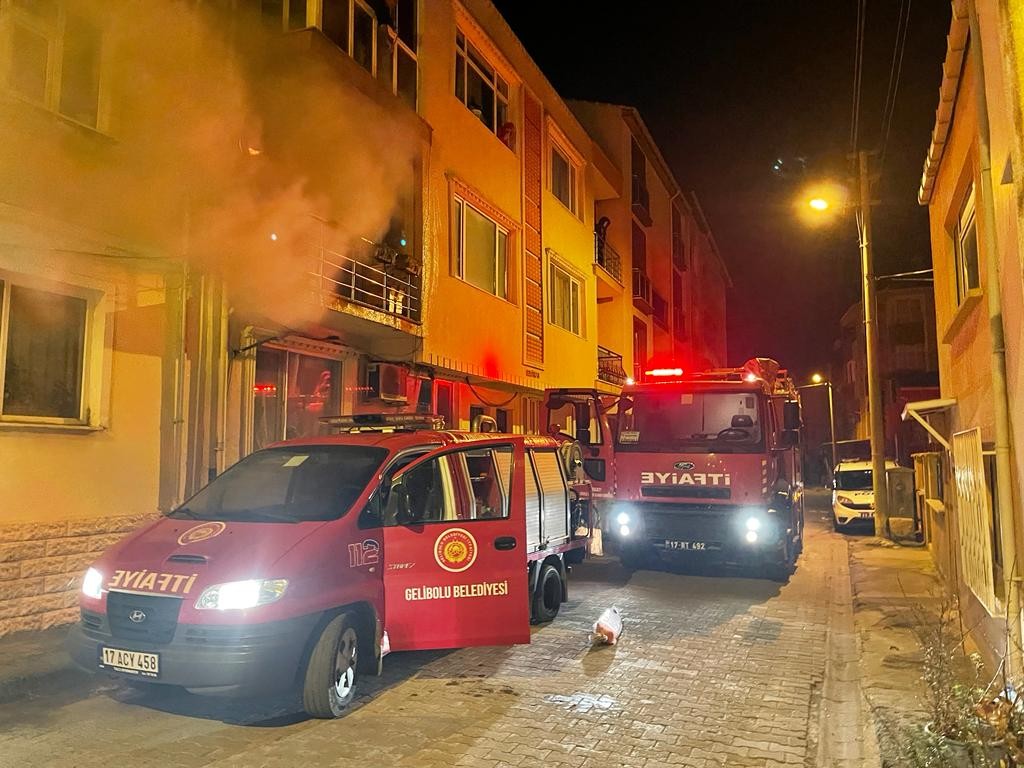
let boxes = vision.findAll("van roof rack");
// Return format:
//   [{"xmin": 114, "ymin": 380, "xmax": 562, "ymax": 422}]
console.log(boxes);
[{"xmin": 319, "ymin": 413, "xmax": 445, "ymax": 433}]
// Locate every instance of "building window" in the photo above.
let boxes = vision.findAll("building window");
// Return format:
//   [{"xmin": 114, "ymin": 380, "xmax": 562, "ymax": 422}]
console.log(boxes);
[
  {"xmin": 633, "ymin": 318, "xmax": 647, "ymax": 381},
  {"xmin": 671, "ymin": 205, "xmax": 685, "ymax": 270},
  {"xmin": 454, "ymin": 30, "xmax": 512, "ymax": 149},
  {"xmin": 550, "ymin": 144, "xmax": 577, "ymax": 215},
  {"xmin": 631, "ymin": 138, "xmax": 651, "ymax": 224},
  {"xmin": 0, "ymin": 279, "xmax": 88, "ymax": 421},
  {"xmin": 319, "ymin": 0, "xmax": 416, "ymax": 107},
  {"xmin": 672, "ymin": 269, "xmax": 686, "ymax": 339},
  {"xmin": 253, "ymin": 347, "xmax": 340, "ymax": 450},
  {"xmin": 257, "ymin": 0, "xmax": 309, "ymax": 30},
  {"xmin": 4, "ymin": 1, "xmax": 106, "ymax": 130},
  {"xmin": 549, "ymin": 261, "xmax": 581, "ymax": 335},
  {"xmin": 954, "ymin": 186, "xmax": 980, "ymax": 305},
  {"xmin": 453, "ymin": 195, "xmax": 509, "ymax": 299}
]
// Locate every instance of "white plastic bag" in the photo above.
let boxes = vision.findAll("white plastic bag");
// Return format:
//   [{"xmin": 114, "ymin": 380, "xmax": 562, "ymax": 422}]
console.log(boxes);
[{"xmin": 592, "ymin": 606, "xmax": 622, "ymax": 645}]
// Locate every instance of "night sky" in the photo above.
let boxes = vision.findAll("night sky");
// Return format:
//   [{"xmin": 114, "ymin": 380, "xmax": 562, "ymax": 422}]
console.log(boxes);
[{"xmin": 492, "ymin": 1, "xmax": 951, "ymax": 380}]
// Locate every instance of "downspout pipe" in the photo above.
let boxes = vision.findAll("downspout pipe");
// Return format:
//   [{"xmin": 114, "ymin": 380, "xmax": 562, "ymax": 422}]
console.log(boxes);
[{"xmin": 968, "ymin": 0, "xmax": 1023, "ymax": 676}]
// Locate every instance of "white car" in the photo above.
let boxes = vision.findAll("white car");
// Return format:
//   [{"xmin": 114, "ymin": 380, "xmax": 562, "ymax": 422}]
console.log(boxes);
[{"xmin": 832, "ymin": 459, "xmax": 899, "ymax": 530}]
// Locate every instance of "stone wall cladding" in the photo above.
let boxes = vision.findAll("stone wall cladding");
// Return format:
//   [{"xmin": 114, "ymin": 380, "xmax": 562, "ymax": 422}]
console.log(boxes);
[{"xmin": 0, "ymin": 514, "xmax": 155, "ymax": 636}]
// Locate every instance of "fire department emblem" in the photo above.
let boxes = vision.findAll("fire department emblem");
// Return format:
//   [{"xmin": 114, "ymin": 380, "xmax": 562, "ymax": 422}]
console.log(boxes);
[
  {"xmin": 434, "ymin": 528, "xmax": 478, "ymax": 573},
  {"xmin": 177, "ymin": 521, "xmax": 226, "ymax": 546}
]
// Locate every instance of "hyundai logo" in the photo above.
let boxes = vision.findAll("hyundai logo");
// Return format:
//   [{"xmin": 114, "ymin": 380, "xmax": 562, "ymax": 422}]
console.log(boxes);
[
  {"xmin": 128, "ymin": 609, "xmax": 147, "ymax": 624},
  {"xmin": 674, "ymin": 461, "xmax": 695, "ymax": 470}
]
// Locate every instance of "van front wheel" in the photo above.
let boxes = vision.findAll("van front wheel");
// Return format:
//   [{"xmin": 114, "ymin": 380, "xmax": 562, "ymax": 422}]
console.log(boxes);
[{"xmin": 303, "ymin": 613, "xmax": 360, "ymax": 718}]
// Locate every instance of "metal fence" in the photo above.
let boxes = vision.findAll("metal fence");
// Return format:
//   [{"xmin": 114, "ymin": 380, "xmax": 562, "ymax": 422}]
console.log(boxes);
[
  {"xmin": 312, "ymin": 243, "xmax": 422, "ymax": 323},
  {"xmin": 597, "ymin": 346, "xmax": 628, "ymax": 386},
  {"xmin": 594, "ymin": 235, "xmax": 623, "ymax": 283}
]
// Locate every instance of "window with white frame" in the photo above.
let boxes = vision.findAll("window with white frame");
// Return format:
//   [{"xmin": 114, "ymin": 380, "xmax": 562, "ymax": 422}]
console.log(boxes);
[
  {"xmin": 954, "ymin": 186, "xmax": 980, "ymax": 306},
  {"xmin": 0, "ymin": 277, "xmax": 88, "ymax": 421},
  {"xmin": 453, "ymin": 195, "xmax": 509, "ymax": 299},
  {"xmin": 550, "ymin": 144, "xmax": 577, "ymax": 215},
  {"xmin": 549, "ymin": 261, "xmax": 581, "ymax": 335},
  {"xmin": 454, "ymin": 30, "xmax": 512, "ymax": 148},
  {"xmin": 319, "ymin": 0, "xmax": 417, "ymax": 108},
  {"xmin": 3, "ymin": 0, "xmax": 106, "ymax": 130}
]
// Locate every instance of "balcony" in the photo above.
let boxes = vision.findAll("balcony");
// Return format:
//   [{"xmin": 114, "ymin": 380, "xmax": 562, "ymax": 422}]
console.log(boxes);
[
  {"xmin": 312, "ymin": 241, "xmax": 422, "ymax": 324},
  {"xmin": 632, "ymin": 268, "xmax": 653, "ymax": 315},
  {"xmin": 631, "ymin": 175, "xmax": 652, "ymax": 226},
  {"xmin": 594, "ymin": 234, "xmax": 623, "ymax": 283},
  {"xmin": 652, "ymin": 289, "xmax": 669, "ymax": 329},
  {"xmin": 597, "ymin": 346, "xmax": 629, "ymax": 386}
]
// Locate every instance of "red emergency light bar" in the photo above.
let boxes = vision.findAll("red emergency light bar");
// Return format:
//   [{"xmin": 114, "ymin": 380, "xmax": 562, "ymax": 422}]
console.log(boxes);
[
  {"xmin": 253, "ymin": 383, "xmax": 278, "ymax": 395},
  {"xmin": 645, "ymin": 367, "xmax": 684, "ymax": 377},
  {"xmin": 319, "ymin": 413, "xmax": 445, "ymax": 432}
]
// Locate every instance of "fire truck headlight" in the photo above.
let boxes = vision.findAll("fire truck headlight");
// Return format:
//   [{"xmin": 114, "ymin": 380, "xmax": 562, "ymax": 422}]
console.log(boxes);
[
  {"xmin": 744, "ymin": 530, "xmax": 759, "ymax": 544},
  {"xmin": 82, "ymin": 567, "xmax": 104, "ymax": 599},
  {"xmin": 616, "ymin": 512, "xmax": 631, "ymax": 526},
  {"xmin": 745, "ymin": 516, "xmax": 762, "ymax": 532},
  {"xmin": 619, "ymin": 525, "xmax": 631, "ymax": 537},
  {"xmin": 195, "ymin": 579, "xmax": 289, "ymax": 610}
]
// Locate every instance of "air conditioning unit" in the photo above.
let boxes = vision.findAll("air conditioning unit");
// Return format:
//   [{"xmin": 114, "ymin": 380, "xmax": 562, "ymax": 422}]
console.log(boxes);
[{"xmin": 367, "ymin": 362, "xmax": 408, "ymax": 403}]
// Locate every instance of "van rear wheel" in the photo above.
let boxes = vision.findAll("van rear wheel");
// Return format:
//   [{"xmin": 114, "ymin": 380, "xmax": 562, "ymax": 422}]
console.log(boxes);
[
  {"xmin": 531, "ymin": 564, "xmax": 562, "ymax": 623},
  {"xmin": 303, "ymin": 613, "xmax": 359, "ymax": 718}
]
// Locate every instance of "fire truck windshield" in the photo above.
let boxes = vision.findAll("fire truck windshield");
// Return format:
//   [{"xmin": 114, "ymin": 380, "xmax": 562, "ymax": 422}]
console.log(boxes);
[
  {"xmin": 616, "ymin": 391, "xmax": 763, "ymax": 453},
  {"xmin": 167, "ymin": 446, "xmax": 388, "ymax": 523}
]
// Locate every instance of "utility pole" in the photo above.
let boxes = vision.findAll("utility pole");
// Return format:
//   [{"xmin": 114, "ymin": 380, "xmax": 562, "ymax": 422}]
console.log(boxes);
[
  {"xmin": 826, "ymin": 381, "xmax": 837, "ymax": 470},
  {"xmin": 857, "ymin": 150, "xmax": 889, "ymax": 537}
]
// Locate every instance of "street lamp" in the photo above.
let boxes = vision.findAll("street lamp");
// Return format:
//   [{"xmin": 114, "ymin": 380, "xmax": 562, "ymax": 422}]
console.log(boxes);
[
  {"xmin": 801, "ymin": 150, "xmax": 889, "ymax": 537},
  {"xmin": 811, "ymin": 372, "xmax": 823, "ymax": 384}
]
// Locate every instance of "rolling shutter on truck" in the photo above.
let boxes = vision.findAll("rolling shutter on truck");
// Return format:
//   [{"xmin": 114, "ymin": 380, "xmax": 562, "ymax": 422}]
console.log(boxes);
[
  {"xmin": 524, "ymin": 452, "xmax": 543, "ymax": 551},
  {"xmin": 534, "ymin": 450, "xmax": 569, "ymax": 545}
]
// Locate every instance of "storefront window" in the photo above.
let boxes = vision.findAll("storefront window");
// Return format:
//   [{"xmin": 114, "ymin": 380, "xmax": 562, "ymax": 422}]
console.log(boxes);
[{"xmin": 253, "ymin": 347, "xmax": 340, "ymax": 450}]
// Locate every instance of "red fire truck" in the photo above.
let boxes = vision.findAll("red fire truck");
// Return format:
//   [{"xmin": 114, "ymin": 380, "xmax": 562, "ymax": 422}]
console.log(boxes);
[
  {"xmin": 68, "ymin": 415, "xmax": 591, "ymax": 718},
  {"xmin": 545, "ymin": 358, "xmax": 805, "ymax": 579}
]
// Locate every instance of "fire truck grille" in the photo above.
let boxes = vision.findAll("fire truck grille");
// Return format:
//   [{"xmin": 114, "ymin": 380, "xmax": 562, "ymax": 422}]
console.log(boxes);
[
  {"xmin": 641, "ymin": 486, "xmax": 731, "ymax": 500},
  {"xmin": 642, "ymin": 507, "xmax": 738, "ymax": 542},
  {"xmin": 106, "ymin": 591, "xmax": 182, "ymax": 645}
]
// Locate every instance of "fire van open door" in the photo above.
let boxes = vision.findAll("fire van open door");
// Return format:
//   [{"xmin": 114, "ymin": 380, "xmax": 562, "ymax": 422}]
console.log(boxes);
[{"xmin": 381, "ymin": 439, "xmax": 530, "ymax": 651}]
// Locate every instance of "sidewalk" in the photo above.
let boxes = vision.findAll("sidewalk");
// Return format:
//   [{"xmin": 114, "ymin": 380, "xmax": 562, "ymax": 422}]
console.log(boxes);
[
  {"xmin": 0, "ymin": 625, "xmax": 88, "ymax": 703},
  {"xmin": 848, "ymin": 523, "xmax": 945, "ymax": 763}
]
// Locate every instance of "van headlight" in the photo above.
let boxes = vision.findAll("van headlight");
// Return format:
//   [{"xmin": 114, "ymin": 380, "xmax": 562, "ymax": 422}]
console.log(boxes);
[
  {"xmin": 616, "ymin": 512, "xmax": 631, "ymax": 526},
  {"xmin": 82, "ymin": 567, "xmax": 104, "ymax": 599},
  {"xmin": 195, "ymin": 579, "xmax": 288, "ymax": 610}
]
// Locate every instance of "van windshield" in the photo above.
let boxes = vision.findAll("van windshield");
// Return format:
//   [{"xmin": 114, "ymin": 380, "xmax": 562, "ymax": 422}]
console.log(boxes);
[
  {"xmin": 617, "ymin": 391, "xmax": 763, "ymax": 453},
  {"xmin": 835, "ymin": 470, "xmax": 873, "ymax": 490},
  {"xmin": 167, "ymin": 446, "xmax": 387, "ymax": 523}
]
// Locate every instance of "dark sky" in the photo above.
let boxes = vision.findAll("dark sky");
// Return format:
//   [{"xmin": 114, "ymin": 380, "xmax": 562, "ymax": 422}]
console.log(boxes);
[{"xmin": 492, "ymin": 1, "xmax": 951, "ymax": 380}]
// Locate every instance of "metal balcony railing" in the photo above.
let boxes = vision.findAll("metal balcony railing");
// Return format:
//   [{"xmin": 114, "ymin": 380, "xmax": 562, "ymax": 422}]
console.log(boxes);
[
  {"xmin": 312, "ymin": 242, "xmax": 422, "ymax": 323},
  {"xmin": 632, "ymin": 268, "xmax": 653, "ymax": 314},
  {"xmin": 597, "ymin": 346, "xmax": 629, "ymax": 386},
  {"xmin": 594, "ymin": 234, "xmax": 622, "ymax": 282}
]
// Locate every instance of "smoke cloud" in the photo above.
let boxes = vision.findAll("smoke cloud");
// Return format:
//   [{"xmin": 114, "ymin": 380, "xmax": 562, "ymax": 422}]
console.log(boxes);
[{"xmin": 0, "ymin": 0, "xmax": 419, "ymax": 324}]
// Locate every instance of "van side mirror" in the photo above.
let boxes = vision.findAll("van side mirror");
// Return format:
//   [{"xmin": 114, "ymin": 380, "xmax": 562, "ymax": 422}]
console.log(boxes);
[{"xmin": 783, "ymin": 401, "xmax": 801, "ymax": 431}]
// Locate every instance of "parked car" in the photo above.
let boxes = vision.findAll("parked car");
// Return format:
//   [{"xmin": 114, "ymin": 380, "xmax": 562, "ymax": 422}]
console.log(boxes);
[{"xmin": 832, "ymin": 459, "xmax": 899, "ymax": 531}]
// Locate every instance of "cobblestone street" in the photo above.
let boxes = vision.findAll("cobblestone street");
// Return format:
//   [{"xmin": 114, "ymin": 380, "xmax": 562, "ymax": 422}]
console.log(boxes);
[{"xmin": 0, "ymin": 504, "xmax": 858, "ymax": 768}]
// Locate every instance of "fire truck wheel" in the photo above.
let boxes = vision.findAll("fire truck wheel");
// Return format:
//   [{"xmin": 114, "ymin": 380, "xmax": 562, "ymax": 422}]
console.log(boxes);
[
  {"xmin": 303, "ymin": 613, "xmax": 360, "ymax": 718},
  {"xmin": 532, "ymin": 564, "xmax": 562, "ymax": 623}
]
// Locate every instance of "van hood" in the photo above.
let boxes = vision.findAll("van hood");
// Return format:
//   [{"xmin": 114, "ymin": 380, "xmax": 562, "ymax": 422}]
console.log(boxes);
[{"xmin": 95, "ymin": 517, "xmax": 328, "ymax": 597}]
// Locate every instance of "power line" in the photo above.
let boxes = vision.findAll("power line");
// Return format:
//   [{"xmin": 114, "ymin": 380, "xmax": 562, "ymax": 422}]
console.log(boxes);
[
  {"xmin": 849, "ymin": 0, "xmax": 867, "ymax": 152},
  {"xmin": 879, "ymin": 0, "xmax": 913, "ymax": 173}
]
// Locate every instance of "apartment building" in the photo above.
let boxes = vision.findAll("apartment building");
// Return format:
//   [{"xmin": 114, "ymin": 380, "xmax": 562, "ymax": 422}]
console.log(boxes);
[
  {"xmin": 831, "ymin": 285, "xmax": 939, "ymax": 463},
  {"xmin": 569, "ymin": 102, "xmax": 729, "ymax": 383},
  {"xmin": 912, "ymin": 0, "xmax": 1024, "ymax": 669}
]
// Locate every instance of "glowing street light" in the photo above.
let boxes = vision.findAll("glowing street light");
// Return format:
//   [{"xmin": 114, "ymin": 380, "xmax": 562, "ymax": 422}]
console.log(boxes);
[
  {"xmin": 811, "ymin": 372, "xmax": 824, "ymax": 384},
  {"xmin": 808, "ymin": 198, "xmax": 829, "ymax": 212}
]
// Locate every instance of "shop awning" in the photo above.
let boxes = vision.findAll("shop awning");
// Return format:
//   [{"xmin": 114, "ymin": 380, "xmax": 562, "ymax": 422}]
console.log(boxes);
[{"xmin": 901, "ymin": 398, "xmax": 956, "ymax": 450}]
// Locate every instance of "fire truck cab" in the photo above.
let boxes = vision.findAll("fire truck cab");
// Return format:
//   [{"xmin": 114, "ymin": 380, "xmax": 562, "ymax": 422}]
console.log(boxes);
[
  {"xmin": 68, "ymin": 415, "xmax": 591, "ymax": 718},
  {"xmin": 545, "ymin": 358, "xmax": 804, "ymax": 579}
]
